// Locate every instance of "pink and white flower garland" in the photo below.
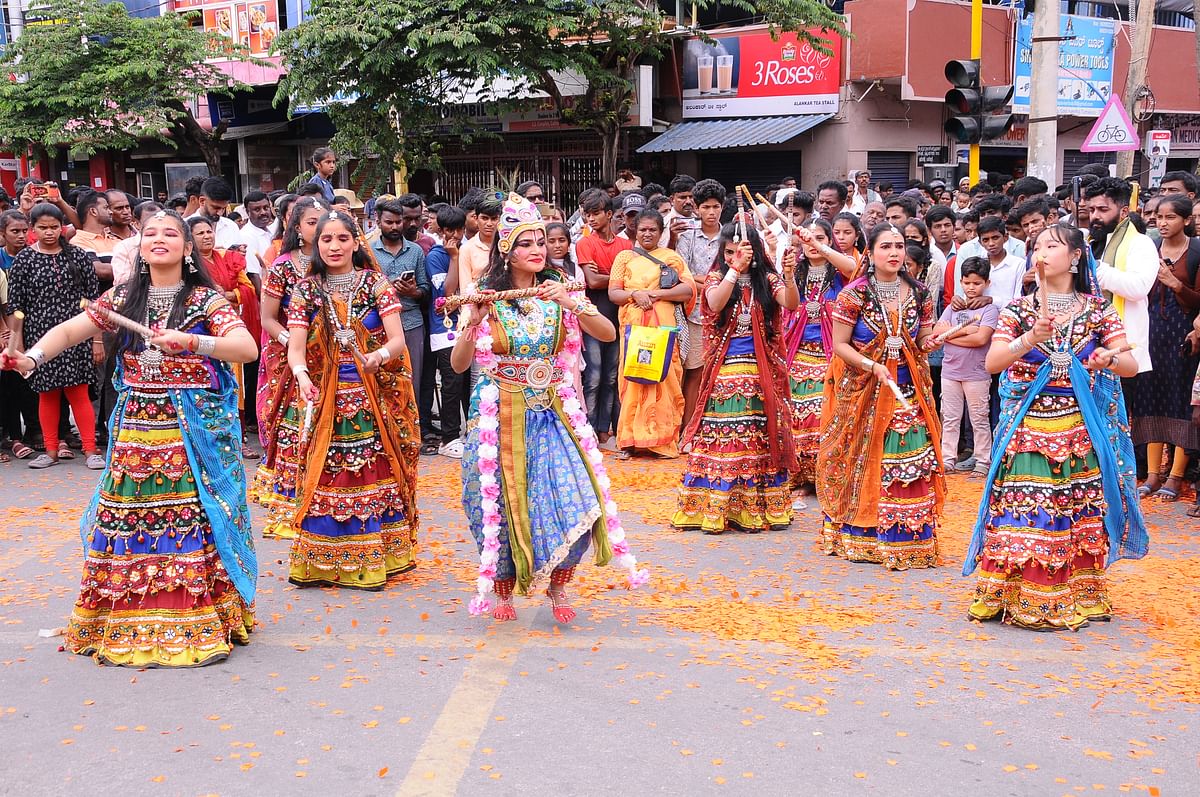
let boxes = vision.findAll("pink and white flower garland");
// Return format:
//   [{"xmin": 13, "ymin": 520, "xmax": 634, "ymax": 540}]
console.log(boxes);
[{"xmin": 467, "ymin": 298, "xmax": 649, "ymax": 617}]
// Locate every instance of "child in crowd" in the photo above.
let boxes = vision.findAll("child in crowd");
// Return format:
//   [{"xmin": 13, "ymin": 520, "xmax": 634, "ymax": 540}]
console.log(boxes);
[{"xmin": 934, "ymin": 256, "xmax": 999, "ymax": 478}]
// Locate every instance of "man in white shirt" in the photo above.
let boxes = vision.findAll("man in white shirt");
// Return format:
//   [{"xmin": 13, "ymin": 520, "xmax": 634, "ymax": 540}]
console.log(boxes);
[
  {"xmin": 236, "ymin": 190, "xmax": 274, "ymax": 290},
  {"xmin": 186, "ymin": 177, "xmax": 242, "ymax": 251},
  {"xmin": 846, "ymin": 169, "xmax": 881, "ymax": 216},
  {"xmin": 1086, "ymin": 177, "xmax": 1156, "ymax": 373},
  {"xmin": 974, "ymin": 217, "xmax": 1025, "ymax": 306}
]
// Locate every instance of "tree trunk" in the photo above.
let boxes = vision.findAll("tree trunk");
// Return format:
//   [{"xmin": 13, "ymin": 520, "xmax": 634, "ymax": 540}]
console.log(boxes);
[
  {"xmin": 174, "ymin": 107, "xmax": 229, "ymax": 176},
  {"xmin": 599, "ymin": 122, "xmax": 621, "ymax": 182}
]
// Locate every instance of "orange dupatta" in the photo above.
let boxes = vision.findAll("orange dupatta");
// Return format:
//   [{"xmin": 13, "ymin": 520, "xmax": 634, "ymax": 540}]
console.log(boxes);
[
  {"xmin": 816, "ymin": 309, "xmax": 944, "ymax": 529},
  {"xmin": 291, "ymin": 285, "xmax": 420, "ymax": 528}
]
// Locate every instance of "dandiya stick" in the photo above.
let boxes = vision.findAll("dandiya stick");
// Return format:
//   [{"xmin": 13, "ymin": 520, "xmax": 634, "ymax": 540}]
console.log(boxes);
[
  {"xmin": 1035, "ymin": 256, "xmax": 1049, "ymax": 318},
  {"xmin": 438, "ymin": 281, "xmax": 585, "ymax": 315},
  {"xmin": 756, "ymin": 193, "xmax": 795, "ymax": 233},
  {"xmin": 883, "ymin": 376, "xmax": 913, "ymax": 411},
  {"xmin": 80, "ymin": 298, "xmax": 155, "ymax": 339},
  {"xmin": 734, "ymin": 187, "xmax": 749, "ymax": 243},
  {"xmin": 739, "ymin": 185, "xmax": 770, "ymax": 232},
  {"xmin": 932, "ymin": 314, "xmax": 981, "ymax": 344}
]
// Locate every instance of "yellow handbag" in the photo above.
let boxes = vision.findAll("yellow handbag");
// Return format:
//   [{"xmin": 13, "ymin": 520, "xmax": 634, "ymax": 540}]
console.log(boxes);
[{"xmin": 623, "ymin": 323, "xmax": 677, "ymax": 384}]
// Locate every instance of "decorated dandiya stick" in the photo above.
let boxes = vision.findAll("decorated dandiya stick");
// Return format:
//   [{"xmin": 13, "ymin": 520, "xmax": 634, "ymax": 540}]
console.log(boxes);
[
  {"xmin": 734, "ymin": 188, "xmax": 749, "ymax": 243},
  {"xmin": 1035, "ymin": 256, "xmax": 1049, "ymax": 318},
  {"xmin": 80, "ymin": 298, "xmax": 156, "ymax": 339},
  {"xmin": 883, "ymin": 376, "xmax": 913, "ymax": 411},
  {"xmin": 739, "ymin": 185, "xmax": 770, "ymax": 231},
  {"xmin": 933, "ymin": 314, "xmax": 981, "ymax": 344},
  {"xmin": 300, "ymin": 397, "xmax": 316, "ymax": 445},
  {"xmin": 437, "ymin": 281, "xmax": 586, "ymax": 315},
  {"xmin": 756, "ymin": 193, "xmax": 795, "ymax": 233}
]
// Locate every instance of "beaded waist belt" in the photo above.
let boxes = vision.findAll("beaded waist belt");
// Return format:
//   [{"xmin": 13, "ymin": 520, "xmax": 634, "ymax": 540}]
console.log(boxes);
[{"xmin": 493, "ymin": 357, "xmax": 565, "ymax": 391}]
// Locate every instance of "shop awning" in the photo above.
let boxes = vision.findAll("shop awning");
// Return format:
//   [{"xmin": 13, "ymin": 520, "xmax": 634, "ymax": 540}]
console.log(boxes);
[{"xmin": 637, "ymin": 114, "xmax": 834, "ymax": 154}]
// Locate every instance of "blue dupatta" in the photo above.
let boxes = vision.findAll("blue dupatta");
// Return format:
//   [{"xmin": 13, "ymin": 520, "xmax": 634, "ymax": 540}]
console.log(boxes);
[
  {"xmin": 80, "ymin": 359, "xmax": 258, "ymax": 605},
  {"xmin": 962, "ymin": 252, "xmax": 1148, "ymax": 576}
]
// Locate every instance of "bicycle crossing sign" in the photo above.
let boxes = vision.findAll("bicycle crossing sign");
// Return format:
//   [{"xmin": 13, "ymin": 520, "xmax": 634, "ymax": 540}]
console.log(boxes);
[{"xmin": 1080, "ymin": 95, "xmax": 1140, "ymax": 152}]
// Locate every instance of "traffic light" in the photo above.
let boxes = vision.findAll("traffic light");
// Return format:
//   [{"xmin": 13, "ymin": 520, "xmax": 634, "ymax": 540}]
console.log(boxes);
[{"xmin": 943, "ymin": 59, "xmax": 1015, "ymax": 144}]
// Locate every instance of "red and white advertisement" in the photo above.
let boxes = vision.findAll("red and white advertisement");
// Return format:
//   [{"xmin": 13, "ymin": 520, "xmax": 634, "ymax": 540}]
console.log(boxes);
[
  {"xmin": 172, "ymin": 0, "xmax": 279, "ymax": 57},
  {"xmin": 681, "ymin": 28, "xmax": 842, "ymax": 119}
]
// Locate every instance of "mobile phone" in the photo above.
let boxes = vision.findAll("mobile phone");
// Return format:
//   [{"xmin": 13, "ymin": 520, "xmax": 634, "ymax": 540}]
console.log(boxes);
[
  {"xmin": 46, "ymin": 182, "xmax": 61, "ymax": 202},
  {"xmin": 29, "ymin": 184, "xmax": 48, "ymax": 199},
  {"xmin": 399, "ymin": 270, "xmax": 415, "ymax": 281}
]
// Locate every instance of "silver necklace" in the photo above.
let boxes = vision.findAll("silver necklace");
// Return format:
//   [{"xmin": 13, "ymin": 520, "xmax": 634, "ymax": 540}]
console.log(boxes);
[
  {"xmin": 324, "ymin": 270, "xmax": 356, "ymax": 295},
  {"xmin": 804, "ymin": 266, "xmax": 827, "ymax": 318},
  {"xmin": 141, "ymin": 281, "xmax": 183, "ymax": 379},
  {"xmin": 873, "ymin": 278, "xmax": 904, "ymax": 361},
  {"xmin": 1047, "ymin": 292, "xmax": 1077, "ymax": 316},
  {"xmin": 324, "ymin": 271, "xmax": 361, "ymax": 349}
]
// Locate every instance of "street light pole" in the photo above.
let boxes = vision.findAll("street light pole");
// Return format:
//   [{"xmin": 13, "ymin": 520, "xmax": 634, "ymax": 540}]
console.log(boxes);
[
  {"xmin": 1116, "ymin": 0, "xmax": 1157, "ymax": 179},
  {"xmin": 1026, "ymin": 0, "xmax": 1060, "ymax": 185}
]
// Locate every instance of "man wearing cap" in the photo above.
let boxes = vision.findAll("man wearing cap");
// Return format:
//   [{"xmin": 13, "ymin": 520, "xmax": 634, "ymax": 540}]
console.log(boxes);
[
  {"xmin": 847, "ymin": 170, "xmax": 881, "ymax": 216},
  {"xmin": 616, "ymin": 193, "xmax": 645, "ymax": 241}
]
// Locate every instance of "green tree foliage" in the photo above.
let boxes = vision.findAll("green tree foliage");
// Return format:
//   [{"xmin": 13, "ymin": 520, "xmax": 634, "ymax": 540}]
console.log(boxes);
[
  {"xmin": 0, "ymin": 0, "xmax": 259, "ymax": 174},
  {"xmin": 278, "ymin": 0, "xmax": 846, "ymax": 192}
]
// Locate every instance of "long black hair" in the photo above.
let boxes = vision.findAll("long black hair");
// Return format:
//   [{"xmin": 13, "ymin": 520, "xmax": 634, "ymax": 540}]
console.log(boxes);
[
  {"xmin": 545, "ymin": 221, "xmax": 576, "ymax": 274},
  {"xmin": 308, "ymin": 211, "xmax": 373, "ymax": 278},
  {"xmin": 1157, "ymin": 195, "xmax": 1197, "ymax": 238},
  {"xmin": 272, "ymin": 193, "xmax": 299, "ymax": 242},
  {"xmin": 114, "ymin": 210, "xmax": 216, "ymax": 356},
  {"xmin": 479, "ymin": 226, "xmax": 565, "ymax": 295},
  {"xmin": 1030, "ymin": 223, "xmax": 1091, "ymax": 296},
  {"xmin": 280, "ymin": 196, "xmax": 329, "ymax": 254},
  {"xmin": 795, "ymin": 217, "xmax": 839, "ymax": 289},
  {"xmin": 832, "ymin": 211, "xmax": 866, "ymax": 253},
  {"xmin": 711, "ymin": 223, "xmax": 780, "ymax": 338},
  {"xmin": 864, "ymin": 222, "xmax": 929, "ymax": 306}
]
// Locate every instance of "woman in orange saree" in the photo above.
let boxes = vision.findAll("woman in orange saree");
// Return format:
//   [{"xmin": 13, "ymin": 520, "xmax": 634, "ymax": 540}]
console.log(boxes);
[
  {"xmin": 817, "ymin": 223, "xmax": 945, "ymax": 570},
  {"xmin": 608, "ymin": 209, "xmax": 695, "ymax": 458},
  {"xmin": 286, "ymin": 210, "xmax": 420, "ymax": 590}
]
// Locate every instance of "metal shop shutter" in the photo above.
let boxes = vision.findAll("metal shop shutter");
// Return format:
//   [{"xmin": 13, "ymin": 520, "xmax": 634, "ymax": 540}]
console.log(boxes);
[{"xmin": 867, "ymin": 152, "xmax": 913, "ymax": 190}]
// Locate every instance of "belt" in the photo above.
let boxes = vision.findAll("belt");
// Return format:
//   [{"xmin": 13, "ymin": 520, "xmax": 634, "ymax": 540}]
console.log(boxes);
[{"xmin": 493, "ymin": 357, "xmax": 564, "ymax": 391}]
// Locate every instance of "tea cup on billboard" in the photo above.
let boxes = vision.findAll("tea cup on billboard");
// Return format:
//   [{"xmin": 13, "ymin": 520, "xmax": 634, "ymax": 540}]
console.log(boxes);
[
  {"xmin": 697, "ymin": 56, "xmax": 714, "ymax": 95},
  {"xmin": 716, "ymin": 55, "xmax": 734, "ymax": 94}
]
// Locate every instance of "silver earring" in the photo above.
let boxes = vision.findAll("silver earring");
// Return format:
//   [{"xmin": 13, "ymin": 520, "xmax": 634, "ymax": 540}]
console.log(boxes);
[
  {"xmin": 138, "ymin": 257, "xmax": 148, "ymax": 275},
  {"xmin": 1070, "ymin": 258, "xmax": 1079, "ymax": 273},
  {"xmin": 185, "ymin": 255, "xmax": 197, "ymax": 273}
]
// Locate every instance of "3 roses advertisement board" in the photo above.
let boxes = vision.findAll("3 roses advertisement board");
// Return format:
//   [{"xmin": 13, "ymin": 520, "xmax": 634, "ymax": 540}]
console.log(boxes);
[{"xmin": 681, "ymin": 29, "xmax": 843, "ymax": 119}]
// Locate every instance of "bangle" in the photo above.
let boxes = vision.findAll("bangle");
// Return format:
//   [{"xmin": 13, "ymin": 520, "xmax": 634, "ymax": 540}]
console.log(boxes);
[
  {"xmin": 723, "ymin": 269, "xmax": 739, "ymax": 284},
  {"xmin": 574, "ymin": 298, "xmax": 600, "ymax": 317},
  {"xmin": 1007, "ymin": 334, "xmax": 1028, "ymax": 354},
  {"xmin": 195, "ymin": 335, "xmax": 217, "ymax": 356},
  {"xmin": 860, "ymin": 356, "xmax": 874, "ymax": 372},
  {"xmin": 26, "ymin": 346, "xmax": 46, "ymax": 368},
  {"xmin": 291, "ymin": 364, "xmax": 309, "ymax": 377},
  {"xmin": 1108, "ymin": 352, "xmax": 1119, "ymax": 367},
  {"xmin": 377, "ymin": 344, "xmax": 392, "ymax": 363},
  {"xmin": 277, "ymin": 330, "xmax": 290, "ymax": 345}
]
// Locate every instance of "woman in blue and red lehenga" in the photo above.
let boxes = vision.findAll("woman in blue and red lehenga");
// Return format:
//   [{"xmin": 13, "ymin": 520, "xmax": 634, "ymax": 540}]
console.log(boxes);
[
  {"xmin": 3, "ymin": 210, "xmax": 260, "ymax": 666},
  {"xmin": 817, "ymin": 223, "xmax": 945, "ymax": 570},
  {"xmin": 782, "ymin": 218, "xmax": 858, "ymax": 506},
  {"xmin": 287, "ymin": 210, "xmax": 421, "ymax": 590},
  {"xmin": 964, "ymin": 224, "xmax": 1148, "ymax": 630},
  {"xmin": 672, "ymin": 224, "xmax": 800, "ymax": 534}
]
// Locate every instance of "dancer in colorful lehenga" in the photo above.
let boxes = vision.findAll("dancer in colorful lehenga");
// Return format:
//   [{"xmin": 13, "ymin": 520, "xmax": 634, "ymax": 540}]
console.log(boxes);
[
  {"xmin": 783, "ymin": 219, "xmax": 858, "ymax": 507},
  {"xmin": 964, "ymin": 224, "xmax": 1148, "ymax": 629},
  {"xmin": 817, "ymin": 223, "xmax": 946, "ymax": 569},
  {"xmin": 452, "ymin": 193, "xmax": 646, "ymax": 623},
  {"xmin": 672, "ymin": 225, "xmax": 800, "ymax": 534},
  {"xmin": 253, "ymin": 197, "xmax": 327, "ymax": 537},
  {"xmin": 286, "ymin": 210, "xmax": 421, "ymax": 590},
  {"xmin": 3, "ymin": 210, "xmax": 260, "ymax": 666}
]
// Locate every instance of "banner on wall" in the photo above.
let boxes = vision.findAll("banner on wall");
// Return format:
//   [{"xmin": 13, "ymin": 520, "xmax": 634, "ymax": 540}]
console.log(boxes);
[
  {"xmin": 1012, "ymin": 14, "xmax": 1115, "ymax": 117},
  {"xmin": 173, "ymin": 0, "xmax": 278, "ymax": 57},
  {"xmin": 681, "ymin": 28, "xmax": 842, "ymax": 119}
]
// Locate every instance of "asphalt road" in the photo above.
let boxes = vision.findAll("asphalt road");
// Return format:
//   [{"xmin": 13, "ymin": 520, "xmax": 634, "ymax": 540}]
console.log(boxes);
[{"xmin": 0, "ymin": 451, "xmax": 1194, "ymax": 796}]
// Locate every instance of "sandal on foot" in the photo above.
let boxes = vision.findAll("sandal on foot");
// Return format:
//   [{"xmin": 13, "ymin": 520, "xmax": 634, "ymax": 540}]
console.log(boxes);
[
  {"xmin": 57, "ymin": 442, "xmax": 76, "ymax": 460},
  {"xmin": 1155, "ymin": 477, "xmax": 1181, "ymax": 502},
  {"xmin": 1187, "ymin": 503, "xmax": 1200, "ymax": 518},
  {"xmin": 0, "ymin": 451, "xmax": 9, "ymax": 463},
  {"xmin": 241, "ymin": 445, "xmax": 261, "ymax": 460},
  {"xmin": 10, "ymin": 442, "xmax": 33, "ymax": 459}
]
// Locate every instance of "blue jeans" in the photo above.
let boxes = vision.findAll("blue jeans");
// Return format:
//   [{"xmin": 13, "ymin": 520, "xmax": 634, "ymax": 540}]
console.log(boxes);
[{"xmin": 583, "ymin": 333, "xmax": 620, "ymax": 436}]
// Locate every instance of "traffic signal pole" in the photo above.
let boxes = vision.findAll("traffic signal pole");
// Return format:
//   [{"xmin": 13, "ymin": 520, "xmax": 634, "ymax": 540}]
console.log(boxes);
[
  {"xmin": 1026, "ymin": 0, "xmax": 1060, "ymax": 185},
  {"xmin": 969, "ymin": 0, "xmax": 981, "ymax": 187}
]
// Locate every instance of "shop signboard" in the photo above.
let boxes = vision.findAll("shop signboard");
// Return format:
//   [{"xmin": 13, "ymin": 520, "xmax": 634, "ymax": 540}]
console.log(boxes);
[
  {"xmin": 1013, "ymin": 14, "xmax": 1115, "ymax": 117},
  {"xmin": 172, "ymin": 0, "xmax": 279, "ymax": 57},
  {"xmin": 1145, "ymin": 130, "xmax": 1171, "ymax": 188},
  {"xmin": 681, "ymin": 28, "xmax": 841, "ymax": 119}
]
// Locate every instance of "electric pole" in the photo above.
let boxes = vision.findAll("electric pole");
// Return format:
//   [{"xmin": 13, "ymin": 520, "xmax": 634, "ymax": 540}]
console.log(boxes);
[
  {"xmin": 1026, "ymin": 0, "xmax": 1060, "ymax": 185},
  {"xmin": 1116, "ymin": 0, "xmax": 1157, "ymax": 179}
]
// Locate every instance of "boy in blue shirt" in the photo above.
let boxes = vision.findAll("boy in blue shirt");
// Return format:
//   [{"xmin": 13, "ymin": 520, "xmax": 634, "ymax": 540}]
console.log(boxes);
[{"xmin": 422, "ymin": 206, "xmax": 468, "ymax": 458}]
